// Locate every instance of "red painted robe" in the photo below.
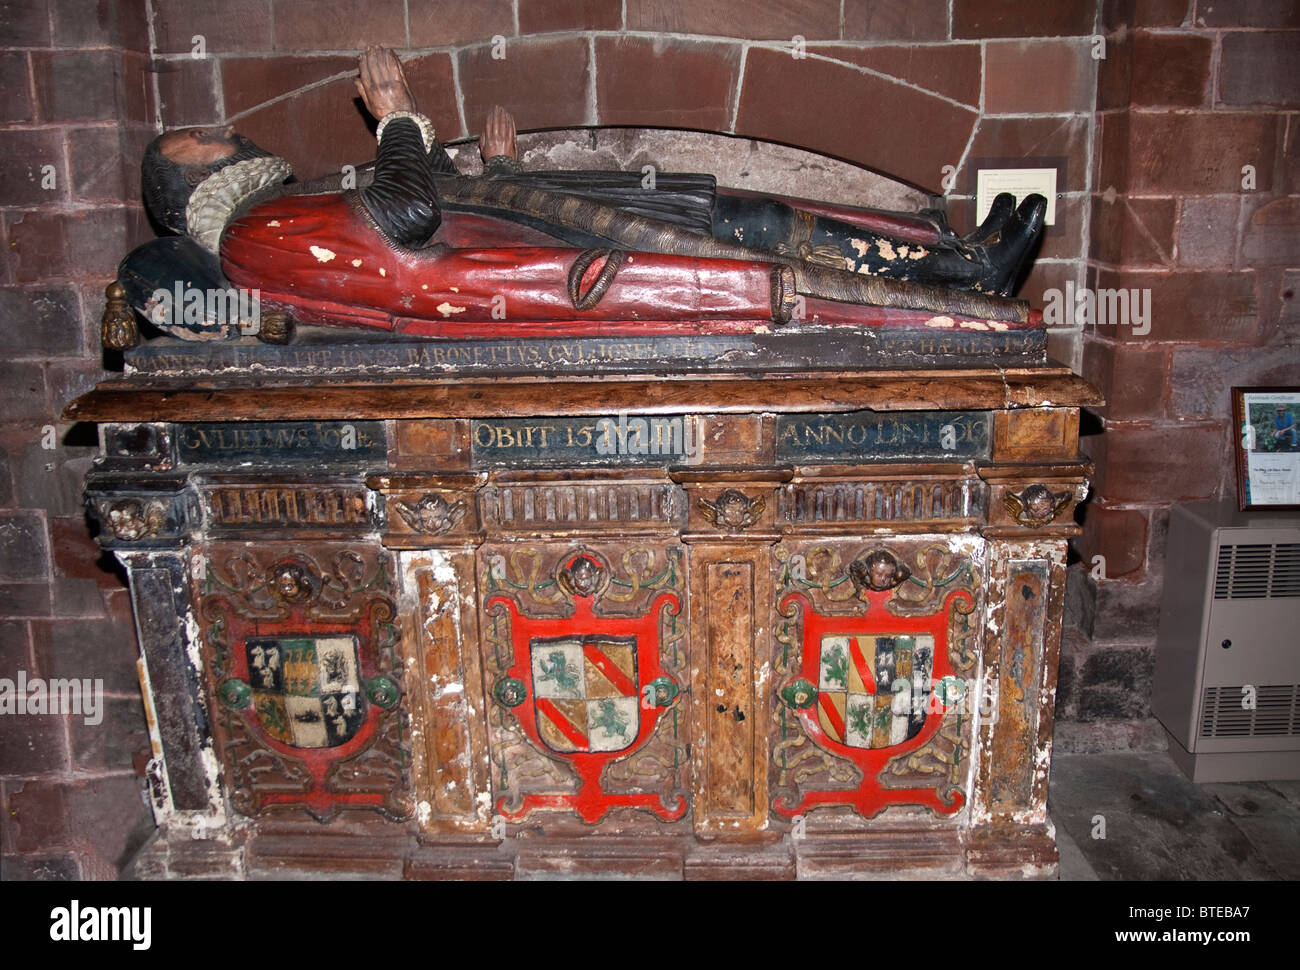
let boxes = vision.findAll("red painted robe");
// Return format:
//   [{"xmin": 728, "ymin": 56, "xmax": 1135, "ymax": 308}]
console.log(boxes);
[{"xmin": 220, "ymin": 191, "xmax": 791, "ymax": 338}]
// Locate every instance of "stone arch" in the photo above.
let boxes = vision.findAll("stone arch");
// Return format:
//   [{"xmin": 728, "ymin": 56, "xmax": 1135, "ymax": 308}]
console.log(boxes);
[{"xmin": 218, "ymin": 33, "xmax": 981, "ymax": 195}]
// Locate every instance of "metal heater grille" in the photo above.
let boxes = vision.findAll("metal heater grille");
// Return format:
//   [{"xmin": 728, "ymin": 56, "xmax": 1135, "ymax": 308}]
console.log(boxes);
[
  {"xmin": 1199, "ymin": 685, "xmax": 1300, "ymax": 739},
  {"xmin": 1214, "ymin": 542, "xmax": 1300, "ymax": 599}
]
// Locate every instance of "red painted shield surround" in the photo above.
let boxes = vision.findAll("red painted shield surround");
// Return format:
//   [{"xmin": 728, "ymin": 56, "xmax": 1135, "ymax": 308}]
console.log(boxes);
[
  {"xmin": 486, "ymin": 554, "xmax": 684, "ymax": 824},
  {"xmin": 206, "ymin": 594, "xmax": 400, "ymax": 819},
  {"xmin": 775, "ymin": 585, "xmax": 975, "ymax": 819}
]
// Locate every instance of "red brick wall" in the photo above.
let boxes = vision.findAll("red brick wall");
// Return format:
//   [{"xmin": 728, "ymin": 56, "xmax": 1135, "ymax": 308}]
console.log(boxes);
[
  {"xmin": 1067, "ymin": 0, "xmax": 1300, "ymax": 721},
  {"xmin": 0, "ymin": 0, "xmax": 157, "ymax": 880}
]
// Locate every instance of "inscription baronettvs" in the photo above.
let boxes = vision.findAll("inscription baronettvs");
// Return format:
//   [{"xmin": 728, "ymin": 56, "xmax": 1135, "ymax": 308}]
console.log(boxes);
[{"xmin": 124, "ymin": 330, "xmax": 1046, "ymax": 377}]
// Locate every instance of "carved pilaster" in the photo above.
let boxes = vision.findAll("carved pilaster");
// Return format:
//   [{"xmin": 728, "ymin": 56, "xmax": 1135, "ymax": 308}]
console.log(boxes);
[
  {"xmin": 371, "ymin": 472, "xmax": 492, "ymax": 835},
  {"xmin": 116, "ymin": 551, "xmax": 226, "ymax": 830},
  {"xmin": 674, "ymin": 470, "xmax": 787, "ymax": 838},
  {"xmin": 397, "ymin": 547, "xmax": 493, "ymax": 834},
  {"xmin": 967, "ymin": 539, "xmax": 1069, "ymax": 877}
]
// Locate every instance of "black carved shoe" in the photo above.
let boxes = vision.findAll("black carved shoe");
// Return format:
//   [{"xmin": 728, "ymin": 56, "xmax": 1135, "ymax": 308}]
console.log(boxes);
[
  {"xmin": 981, "ymin": 193, "xmax": 1047, "ymax": 296},
  {"xmin": 965, "ymin": 192, "xmax": 1016, "ymax": 245}
]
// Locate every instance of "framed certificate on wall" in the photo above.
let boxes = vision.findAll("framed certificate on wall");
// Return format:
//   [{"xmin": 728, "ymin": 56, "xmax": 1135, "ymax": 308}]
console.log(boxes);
[{"xmin": 1234, "ymin": 387, "xmax": 1300, "ymax": 510}]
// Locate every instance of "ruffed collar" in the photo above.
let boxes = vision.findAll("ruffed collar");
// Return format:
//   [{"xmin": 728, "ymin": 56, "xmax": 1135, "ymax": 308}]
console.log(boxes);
[{"xmin": 185, "ymin": 155, "xmax": 293, "ymax": 254}]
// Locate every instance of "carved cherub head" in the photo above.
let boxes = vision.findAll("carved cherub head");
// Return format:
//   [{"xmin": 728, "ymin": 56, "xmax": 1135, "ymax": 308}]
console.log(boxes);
[
  {"xmin": 416, "ymin": 495, "xmax": 449, "ymax": 532},
  {"xmin": 1005, "ymin": 483, "xmax": 1072, "ymax": 525},
  {"xmin": 698, "ymin": 489, "xmax": 765, "ymax": 531},
  {"xmin": 567, "ymin": 555, "xmax": 601, "ymax": 597},
  {"xmin": 557, "ymin": 553, "xmax": 609, "ymax": 600},
  {"xmin": 1027, "ymin": 485, "xmax": 1057, "ymax": 518},
  {"xmin": 393, "ymin": 493, "xmax": 466, "ymax": 536},
  {"xmin": 849, "ymin": 549, "xmax": 911, "ymax": 593},
  {"xmin": 270, "ymin": 561, "xmax": 314, "ymax": 603}
]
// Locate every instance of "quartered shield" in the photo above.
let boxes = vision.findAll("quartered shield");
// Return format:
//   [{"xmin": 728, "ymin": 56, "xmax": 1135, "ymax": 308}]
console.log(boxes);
[
  {"xmin": 246, "ymin": 635, "xmax": 367, "ymax": 748},
  {"xmin": 817, "ymin": 634, "xmax": 934, "ymax": 749},
  {"xmin": 530, "ymin": 634, "xmax": 639, "ymax": 753}
]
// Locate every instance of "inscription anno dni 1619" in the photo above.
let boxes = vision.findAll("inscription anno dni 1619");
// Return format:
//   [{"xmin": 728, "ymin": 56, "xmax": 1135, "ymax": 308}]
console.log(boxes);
[
  {"xmin": 471, "ymin": 414, "xmax": 699, "ymax": 468},
  {"xmin": 176, "ymin": 421, "xmax": 386, "ymax": 464},
  {"xmin": 776, "ymin": 411, "xmax": 992, "ymax": 462}
]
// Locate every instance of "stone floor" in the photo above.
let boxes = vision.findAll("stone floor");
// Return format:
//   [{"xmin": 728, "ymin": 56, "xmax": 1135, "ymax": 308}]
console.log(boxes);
[{"xmin": 1048, "ymin": 728, "xmax": 1300, "ymax": 881}]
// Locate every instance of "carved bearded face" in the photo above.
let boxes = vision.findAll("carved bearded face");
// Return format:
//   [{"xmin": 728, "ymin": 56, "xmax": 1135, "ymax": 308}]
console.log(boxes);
[{"xmin": 142, "ymin": 126, "xmax": 273, "ymax": 234}]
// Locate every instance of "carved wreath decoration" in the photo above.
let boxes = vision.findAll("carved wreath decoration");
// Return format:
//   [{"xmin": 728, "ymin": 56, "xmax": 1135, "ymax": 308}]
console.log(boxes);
[{"xmin": 101, "ymin": 498, "xmax": 167, "ymax": 541}]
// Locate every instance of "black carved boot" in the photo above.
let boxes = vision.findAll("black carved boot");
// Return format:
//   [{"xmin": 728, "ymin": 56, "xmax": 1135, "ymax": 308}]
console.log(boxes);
[
  {"xmin": 965, "ymin": 191, "xmax": 1016, "ymax": 245},
  {"xmin": 979, "ymin": 194, "xmax": 1047, "ymax": 296}
]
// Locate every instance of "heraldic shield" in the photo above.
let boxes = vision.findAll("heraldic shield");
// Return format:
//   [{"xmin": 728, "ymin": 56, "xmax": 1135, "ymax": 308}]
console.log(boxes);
[
  {"xmin": 530, "ymin": 635, "xmax": 640, "ymax": 754},
  {"xmin": 774, "ymin": 545, "xmax": 979, "ymax": 821},
  {"xmin": 204, "ymin": 551, "xmax": 407, "ymax": 821},
  {"xmin": 245, "ymin": 636, "xmax": 367, "ymax": 748},
  {"xmin": 485, "ymin": 550, "xmax": 685, "ymax": 824},
  {"xmin": 816, "ymin": 634, "xmax": 934, "ymax": 750}
]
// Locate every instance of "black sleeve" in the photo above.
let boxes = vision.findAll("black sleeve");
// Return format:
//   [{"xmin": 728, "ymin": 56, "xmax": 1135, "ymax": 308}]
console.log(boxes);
[
  {"xmin": 427, "ymin": 137, "xmax": 459, "ymax": 176},
  {"xmin": 359, "ymin": 116, "xmax": 442, "ymax": 248}
]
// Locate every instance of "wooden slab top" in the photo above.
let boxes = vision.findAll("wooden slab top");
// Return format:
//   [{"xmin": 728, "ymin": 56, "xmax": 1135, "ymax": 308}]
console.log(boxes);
[{"xmin": 63, "ymin": 367, "xmax": 1103, "ymax": 422}]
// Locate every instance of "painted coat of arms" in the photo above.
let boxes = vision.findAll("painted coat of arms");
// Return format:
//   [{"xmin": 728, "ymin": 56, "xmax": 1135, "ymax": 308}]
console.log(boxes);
[
  {"xmin": 199, "ymin": 549, "xmax": 408, "ymax": 820},
  {"xmin": 482, "ymin": 547, "xmax": 687, "ymax": 824},
  {"xmin": 815, "ymin": 634, "xmax": 934, "ymax": 749},
  {"xmin": 772, "ymin": 543, "xmax": 981, "ymax": 820},
  {"xmin": 244, "ymin": 636, "xmax": 367, "ymax": 748},
  {"xmin": 530, "ymin": 635, "xmax": 640, "ymax": 754}
]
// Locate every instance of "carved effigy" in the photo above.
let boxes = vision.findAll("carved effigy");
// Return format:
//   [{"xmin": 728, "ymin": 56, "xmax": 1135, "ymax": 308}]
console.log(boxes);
[
  {"xmin": 771, "ymin": 541, "xmax": 982, "ymax": 820},
  {"xmin": 196, "ymin": 546, "xmax": 409, "ymax": 820},
  {"xmin": 479, "ymin": 545, "xmax": 688, "ymax": 825},
  {"xmin": 101, "ymin": 45, "xmax": 1048, "ymax": 368}
]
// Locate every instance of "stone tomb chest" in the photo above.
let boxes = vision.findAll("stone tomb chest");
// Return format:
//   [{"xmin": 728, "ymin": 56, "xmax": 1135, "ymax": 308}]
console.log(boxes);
[
  {"xmin": 68, "ymin": 357, "xmax": 1098, "ymax": 879},
  {"xmin": 66, "ymin": 129, "xmax": 1100, "ymax": 878}
]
